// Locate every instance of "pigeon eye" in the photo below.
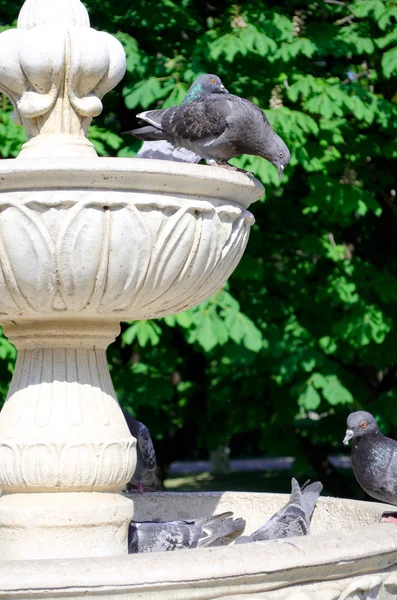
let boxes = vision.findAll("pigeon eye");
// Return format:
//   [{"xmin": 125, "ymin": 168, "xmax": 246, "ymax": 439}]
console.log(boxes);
[
  {"xmin": 360, "ymin": 421, "xmax": 367, "ymax": 428},
  {"xmin": 279, "ymin": 151, "xmax": 284, "ymax": 158},
  {"xmin": 210, "ymin": 78, "xmax": 216, "ymax": 84}
]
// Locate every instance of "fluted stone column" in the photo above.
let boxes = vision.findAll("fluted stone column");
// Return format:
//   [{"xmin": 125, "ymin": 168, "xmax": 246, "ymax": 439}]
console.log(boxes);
[
  {"xmin": 0, "ymin": 0, "xmax": 261, "ymax": 561},
  {"xmin": 0, "ymin": 0, "xmax": 135, "ymax": 560}
]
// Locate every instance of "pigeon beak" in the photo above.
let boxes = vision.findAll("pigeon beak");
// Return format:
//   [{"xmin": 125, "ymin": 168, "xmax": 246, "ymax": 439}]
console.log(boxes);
[
  {"xmin": 343, "ymin": 429, "xmax": 354, "ymax": 445},
  {"xmin": 278, "ymin": 164, "xmax": 284, "ymax": 179},
  {"xmin": 220, "ymin": 85, "xmax": 229, "ymax": 94}
]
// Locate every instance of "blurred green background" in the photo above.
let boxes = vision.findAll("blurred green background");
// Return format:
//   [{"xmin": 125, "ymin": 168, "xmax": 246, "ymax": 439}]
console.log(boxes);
[{"xmin": 0, "ymin": 0, "xmax": 397, "ymax": 499}]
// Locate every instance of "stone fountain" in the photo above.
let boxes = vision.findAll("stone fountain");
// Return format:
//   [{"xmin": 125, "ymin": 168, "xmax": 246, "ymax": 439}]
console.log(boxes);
[{"xmin": 0, "ymin": 1, "xmax": 397, "ymax": 598}]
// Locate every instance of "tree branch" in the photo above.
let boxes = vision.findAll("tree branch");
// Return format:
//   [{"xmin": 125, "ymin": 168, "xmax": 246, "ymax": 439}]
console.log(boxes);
[
  {"xmin": 324, "ymin": 0, "xmax": 347, "ymax": 6},
  {"xmin": 335, "ymin": 15, "xmax": 354, "ymax": 25}
]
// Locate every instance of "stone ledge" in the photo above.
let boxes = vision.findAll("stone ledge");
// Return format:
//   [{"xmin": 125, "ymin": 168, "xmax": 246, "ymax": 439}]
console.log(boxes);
[{"xmin": 0, "ymin": 492, "xmax": 396, "ymax": 599}]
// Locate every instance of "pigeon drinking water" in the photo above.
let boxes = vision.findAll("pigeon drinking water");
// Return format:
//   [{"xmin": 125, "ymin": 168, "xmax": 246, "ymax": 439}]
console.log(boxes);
[
  {"xmin": 122, "ymin": 409, "xmax": 163, "ymax": 493},
  {"xmin": 234, "ymin": 478, "xmax": 323, "ymax": 544},
  {"xmin": 128, "ymin": 512, "xmax": 246, "ymax": 553},
  {"xmin": 131, "ymin": 74, "xmax": 227, "ymax": 164},
  {"xmin": 343, "ymin": 410, "xmax": 397, "ymax": 521},
  {"xmin": 125, "ymin": 75, "xmax": 290, "ymax": 178}
]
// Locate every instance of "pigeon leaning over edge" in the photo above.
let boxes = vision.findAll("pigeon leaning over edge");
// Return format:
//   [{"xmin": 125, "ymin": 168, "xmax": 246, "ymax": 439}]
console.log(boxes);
[
  {"xmin": 128, "ymin": 512, "xmax": 246, "ymax": 553},
  {"xmin": 132, "ymin": 74, "xmax": 229, "ymax": 163},
  {"xmin": 343, "ymin": 410, "xmax": 397, "ymax": 522},
  {"xmin": 125, "ymin": 77, "xmax": 290, "ymax": 178},
  {"xmin": 122, "ymin": 409, "xmax": 163, "ymax": 493},
  {"xmin": 234, "ymin": 478, "xmax": 323, "ymax": 544}
]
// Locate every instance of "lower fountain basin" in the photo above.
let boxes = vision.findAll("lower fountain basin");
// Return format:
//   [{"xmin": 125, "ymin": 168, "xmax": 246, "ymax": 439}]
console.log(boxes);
[{"xmin": 1, "ymin": 491, "xmax": 397, "ymax": 599}]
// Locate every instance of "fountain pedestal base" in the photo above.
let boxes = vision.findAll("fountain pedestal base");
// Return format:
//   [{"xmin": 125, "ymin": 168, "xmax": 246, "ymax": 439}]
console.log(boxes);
[{"xmin": 0, "ymin": 492, "xmax": 132, "ymax": 560}]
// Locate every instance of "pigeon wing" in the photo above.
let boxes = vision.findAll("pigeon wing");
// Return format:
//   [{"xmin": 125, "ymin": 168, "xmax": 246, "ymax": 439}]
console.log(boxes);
[
  {"xmin": 138, "ymin": 95, "xmax": 233, "ymax": 143},
  {"xmin": 138, "ymin": 422, "xmax": 157, "ymax": 472},
  {"xmin": 136, "ymin": 140, "xmax": 201, "ymax": 163},
  {"xmin": 166, "ymin": 95, "xmax": 232, "ymax": 141},
  {"xmin": 129, "ymin": 521, "xmax": 201, "ymax": 553},
  {"xmin": 202, "ymin": 517, "xmax": 246, "ymax": 547}
]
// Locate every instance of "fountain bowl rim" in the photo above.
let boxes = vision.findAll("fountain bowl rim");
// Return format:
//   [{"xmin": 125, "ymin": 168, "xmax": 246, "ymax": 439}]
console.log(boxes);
[{"xmin": 0, "ymin": 157, "xmax": 264, "ymax": 209}]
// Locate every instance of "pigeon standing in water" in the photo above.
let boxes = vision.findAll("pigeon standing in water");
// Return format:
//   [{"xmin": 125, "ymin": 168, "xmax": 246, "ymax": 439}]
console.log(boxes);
[
  {"xmin": 132, "ymin": 74, "xmax": 228, "ymax": 164},
  {"xmin": 128, "ymin": 512, "xmax": 245, "ymax": 553},
  {"xmin": 122, "ymin": 409, "xmax": 163, "ymax": 493},
  {"xmin": 234, "ymin": 478, "xmax": 323, "ymax": 544},
  {"xmin": 125, "ymin": 75, "xmax": 290, "ymax": 178},
  {"xmin": 343, "ymin": 410, "xmax": 397, "ymax": 522}
]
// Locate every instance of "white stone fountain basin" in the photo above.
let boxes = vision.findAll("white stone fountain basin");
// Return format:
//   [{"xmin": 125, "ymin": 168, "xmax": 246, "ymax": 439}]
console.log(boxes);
[
  {"xmin": 1, "ymin": 491, "xmax": 397, "ymax": 600},
  {"xmin": 0, "ymin": 157, "xmax": 261, "ymax": 321}
]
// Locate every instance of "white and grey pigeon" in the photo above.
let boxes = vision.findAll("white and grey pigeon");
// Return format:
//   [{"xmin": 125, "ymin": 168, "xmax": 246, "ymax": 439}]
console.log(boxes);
[
  {"xmin": 133, "ymin": 74, "xmax": 227, "ymax": 164},
  {"xmin": 122, "ymin": 409, "xmax": 163, "ymax": 493},
  {"xmin": 128, "ymin": 511, "xmax": 246, "ymax": 553},
  {"xmin": 343, "ymin": 410, "xmax": 397, "ymax": 522},
  {"xmin": 125, "ymin": 74, "xmax": 290, "ymax": 178},
  {"xmin": 234, "ymin": 478, "xmax": 323, "ymax": 544}
]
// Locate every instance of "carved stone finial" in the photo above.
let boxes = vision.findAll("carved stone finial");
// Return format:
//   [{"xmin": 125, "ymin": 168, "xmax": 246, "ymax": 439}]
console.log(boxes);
[{"xmin": 0, "ymin": 0, "xmax": 126, "ymax": 158}]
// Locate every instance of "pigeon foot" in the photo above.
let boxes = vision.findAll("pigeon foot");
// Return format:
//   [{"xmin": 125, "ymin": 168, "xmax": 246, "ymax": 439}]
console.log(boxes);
[
  {"xmin": 216, "ymin": 161, "xmax": 254, "ymax": 175},
  {"xmin": 212, "ymin": 160, "xmax": 238, "ymax": 171},
  {"xmin": 381, "ymin": 511, "xmax": 397, "ymax": 523}
]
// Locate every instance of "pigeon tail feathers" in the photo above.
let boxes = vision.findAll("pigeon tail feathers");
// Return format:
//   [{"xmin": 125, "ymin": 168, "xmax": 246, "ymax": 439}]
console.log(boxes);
[
  {"xmin": 123, "ymin": 125, "xmax": 165, "ymax": 141},
  {"xmin": 196, "ymin": 512, "xmax": 245, "ymax": 547},
  {"xmin": 136, "ymin": 108, "xmax": 167, "ymax": 128},
  {"xmin": 301, "ymin": 481, "xmax": 323, "ymax": 522},
  {"xmin": 204, "ymin": 516, "xmax": 246, "ymax": 547}
]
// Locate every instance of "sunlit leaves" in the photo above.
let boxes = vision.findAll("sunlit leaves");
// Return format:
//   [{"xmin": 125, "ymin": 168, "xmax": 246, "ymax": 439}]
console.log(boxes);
[
  {"xmin": 378, "ymin": 6, "xmax": 397, "ymax": 29},
  {"xmin": 88, "ymin": 126, "xmax": 123, "ymax": 156},
  {"xmin": 298, "ymin": 374, "xmax": 354, "ymax": 411},
  {"xmin": 276, "ymin": 37, "xmax": 317, "ymax": 61},
  {"xmin": 0, "ymin": 106, "xmax": 25, "ymax": 158},
  {"xmin": 1, "ymin": 0, "xmax": 397, "ymax": 461},
  {"xmin": 123, "ymin": 78, "xmax": 174, "ymax": 110},
  {"xmin": 186, "ymin": 291, "xmax": 264, "ymax": 353},
  {"xmin": 333, "ymin": 305, "xmax": 392, "ymax": 346},
  {"xmin": 382, "ymin": 46, "xmax": 397, "ymax": 78},
  {"xmin": 209, "ymin": 25, "xmax": 277, "ymax": 62},
  {"xmin": 351, "ymin": 0, "xmax": 387, "ymax": 19},
  {"xmin": 116, "ymin": 32, "xmax": 143, "ymax": 76},
  {"xmin": 122, "ymin": 321, "xmax": 162, "ymax": 347}
]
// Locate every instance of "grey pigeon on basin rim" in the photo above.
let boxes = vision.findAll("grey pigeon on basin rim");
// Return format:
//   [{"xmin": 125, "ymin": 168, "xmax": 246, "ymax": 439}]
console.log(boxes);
[
  {"xmin": 344, "ymin": 410, "xmax": 397, "ymax": 521},
  {"xmin": 125, "ymin": 74, "xmax": 290, "ymax": 178},
  {"xmin": 234, "ymin": 477, "xmax": 323, "ymax": 544},
  {"xmin": 122, "ymin": 409, "xmax": 163, "ymax": 493},
  {"xmin": 128, "ymin": 512, "xmax": 246, "ymax": 553},
  {"xmin": 132, "ymin": 74, "xmax": 227, "ymax": 164}
]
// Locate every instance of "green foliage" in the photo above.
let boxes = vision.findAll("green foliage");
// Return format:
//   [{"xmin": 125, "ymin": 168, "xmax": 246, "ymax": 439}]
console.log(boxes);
[
  {"xmin": 0, "ymin": 103, "xmax": 26, "ymax": 158},
  {"xmin": 1, "ymin": 0, "xmax": 397, "ymax": 474}
]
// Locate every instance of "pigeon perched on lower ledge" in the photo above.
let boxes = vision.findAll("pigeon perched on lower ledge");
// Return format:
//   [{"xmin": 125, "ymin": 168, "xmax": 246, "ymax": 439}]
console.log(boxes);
[
  {"xmin": 122, "ymin": 409, "xmax": 163, "ymax": 493},
  {"xmin": 234, "ymin": 478, "xmax": 323, "ymax": 544},
  {"xmin": 343, "ymin": 410, "xmax": 397, "ymax": 522},
  {"xmin": 128, "ymin": 512, "xmax": 246, "ymax": 553}
]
